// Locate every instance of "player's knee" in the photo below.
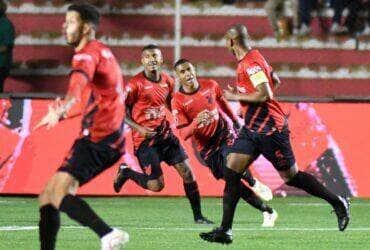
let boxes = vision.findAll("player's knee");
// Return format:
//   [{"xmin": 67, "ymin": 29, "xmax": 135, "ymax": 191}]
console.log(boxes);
[
  {"xmin": 280, "ymin": 163, "xmax": 299, "ymax": 183},
  {"xmin": 226, "ymin": 153, "xmax": 249, "ymax": 173},
  {"xmin": 38, "ymin": 189, "xmax": 52, "ymax": 206},
  {"xmin": 147, "ymin": 179, "xmax": 165, "ymax": 192}
]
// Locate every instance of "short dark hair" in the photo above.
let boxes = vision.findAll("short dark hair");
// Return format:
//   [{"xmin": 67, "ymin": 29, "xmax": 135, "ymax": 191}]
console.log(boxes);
[
  {"xmin": 173, "ymin": 58, "xmax": 190, "ymax": 69},
  {"xmin": 142, "ymin": 44, "xmax": 160, "ymax": 52},
  {"xmin": 68, "ymin": 3, "xmax": 100, "ymax": 27}
]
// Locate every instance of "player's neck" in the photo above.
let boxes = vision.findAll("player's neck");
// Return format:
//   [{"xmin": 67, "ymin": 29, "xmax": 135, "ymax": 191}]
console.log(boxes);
[
  {"xmin": 235, "ymin": 46, "xmax": 251, "ymax": 61},
  {"xmin": 75, "ymin": 34, "xmax": 95, "ymax": 52},
  {"xmin": 144, "ymin": 69, "xmax": 161, "ymax": 83}
]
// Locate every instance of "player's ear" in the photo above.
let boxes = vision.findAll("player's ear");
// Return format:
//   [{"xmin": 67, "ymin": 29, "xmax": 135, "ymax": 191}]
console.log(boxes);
[{"xmin": 82, "ymin": 23, "xmax": 93, "ymax": 36}]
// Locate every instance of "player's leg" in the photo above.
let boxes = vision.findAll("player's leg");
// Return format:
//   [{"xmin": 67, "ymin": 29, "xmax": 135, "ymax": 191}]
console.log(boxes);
[
  {"xmin": 114, "ymin": 146, "xmax": 165, "ymax": 192},
  {"xmin": 173, "ymin": 160, "xmax": 213, "ymax": 224},
  {"xmin": 200, "ymin": 128, "xmax": 260, "ymax": 244},
  {"xmin": 41, "ymin": 138, "xmax": 128, "ymax": 249},
  {"xmin": 261, "ymin": 127, "xmax": 350, "ymax": 231},
  {"xmin": 38, "ymin": 175, "xmax": 62, "ymax": 250},
  {"xmin": 39, "ymin": 172, "xmax": 116, "ymax": 249}
]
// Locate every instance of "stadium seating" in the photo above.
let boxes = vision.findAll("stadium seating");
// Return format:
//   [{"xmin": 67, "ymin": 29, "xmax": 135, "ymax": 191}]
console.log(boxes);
[{"xmin": 4, "ymin": 0, "xmax": 370, "ymax": 98}]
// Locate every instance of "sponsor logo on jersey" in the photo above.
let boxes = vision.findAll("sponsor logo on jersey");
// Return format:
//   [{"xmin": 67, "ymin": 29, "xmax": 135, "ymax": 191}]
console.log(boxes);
[
  {"xmin": 236, "ymin": 86, "xmax": 247, "ymax": 93},
  {"xmin": 184, "ymin": 99, "xmax": 194, "ymax": 106},
  {"xmin": 73, "ymin": 53, "xmax": 92, "ymax": 62},
  {"xmin": 246, "ymin": 65, "xmax": 263, "ymax": 76}
]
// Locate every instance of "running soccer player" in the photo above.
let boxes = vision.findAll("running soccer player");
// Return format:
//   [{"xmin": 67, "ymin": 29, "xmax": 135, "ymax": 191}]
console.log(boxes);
[
  {"xmin": 113, "ymin": 45, "xmax": 212, "ymax": 224},
  {"xmin": 172, "ymin": 59, "xmax": 278, "ymax": 227},
  {"xmin": 200, "ymin": 24, "xmax": 350, "ymax": 244},
  {"xmin": 36, "ymin": 4, "xmax": 128, "ymax": 250}
]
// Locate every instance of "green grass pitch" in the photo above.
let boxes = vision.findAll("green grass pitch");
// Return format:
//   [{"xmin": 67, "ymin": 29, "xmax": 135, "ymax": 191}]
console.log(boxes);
[{"xmin": 1, "ymin": 196, "xmax": 369, "ymax": 249}]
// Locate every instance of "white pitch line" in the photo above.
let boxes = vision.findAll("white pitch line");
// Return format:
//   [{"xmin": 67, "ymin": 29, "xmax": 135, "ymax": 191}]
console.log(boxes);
[{"xmin": 1, "ymin": 226, "xmax": 370, "ymax": 232}]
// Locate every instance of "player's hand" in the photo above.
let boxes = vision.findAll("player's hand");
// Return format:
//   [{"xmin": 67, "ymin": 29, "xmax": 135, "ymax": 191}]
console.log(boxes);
[
  {"xmin": 224, "ymin": 85, "xmax": 240, "ymax": 101},
  {"xmin": 138, "ymin": 126, "xmax": 157, "ymax": 139},
  {"xmin": 232, "ymin": 120, "xmax": 241, "ymax": 134},
  {"xmin": 196, "ymin": 110, "xmax": 211, "ymax": 125},
  {"xmin": 34, "ymin": 103, "xmax": 61, "ymax": 131}
]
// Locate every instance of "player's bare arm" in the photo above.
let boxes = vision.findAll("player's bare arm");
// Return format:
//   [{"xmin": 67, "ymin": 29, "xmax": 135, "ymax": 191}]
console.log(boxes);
[
  {"xmin": 124, "ymin": 106, "xmax": 156, "ymax": 139},
  {"xmin": 271, "ymin": 71, "xmax": 282, "ymax": 90},
  {"xmin": 224, "ymin": 82, "xmax": 273, "ymax": 103}
]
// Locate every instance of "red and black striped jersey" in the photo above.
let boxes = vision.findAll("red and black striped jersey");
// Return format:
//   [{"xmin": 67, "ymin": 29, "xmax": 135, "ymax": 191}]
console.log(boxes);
[{"xmin": 236, "ymin": 49, "xmax": 287, "ymax": 134}]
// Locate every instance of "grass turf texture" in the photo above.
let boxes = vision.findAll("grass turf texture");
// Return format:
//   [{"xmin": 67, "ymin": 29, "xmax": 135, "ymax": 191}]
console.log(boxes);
[{"xmin": 0, "ymin": 196, "xmax": 369, "ymax": 249}]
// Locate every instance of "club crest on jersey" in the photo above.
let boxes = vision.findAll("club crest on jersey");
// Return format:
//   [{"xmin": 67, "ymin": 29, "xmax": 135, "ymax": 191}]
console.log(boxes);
[
  {"xmin": 101, "ymin": 49, "xmax": 113, "ymax": 59},
  {"xmin": 246, "ymin": 65, "xmax": 262, "ymax": 76}
]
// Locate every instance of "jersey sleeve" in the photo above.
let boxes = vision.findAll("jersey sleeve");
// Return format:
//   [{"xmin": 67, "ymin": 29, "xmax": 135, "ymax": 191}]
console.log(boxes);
[
  {"xmin": 244, "ymin": 62, "xmax": 269, "ymax": 88},
  {"xmin": 125, "ymin": 78, "xmax": 141, "ymax": 107},
  {"xmin": 171, "ymin": 97, "xmax": 190, "ymax": 128},
  {"xmin": 71, "ymin": 51, "xmax": 99, "ymax": 82}
]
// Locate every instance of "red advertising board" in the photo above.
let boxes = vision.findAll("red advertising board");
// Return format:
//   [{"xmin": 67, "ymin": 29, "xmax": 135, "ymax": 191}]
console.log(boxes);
[{"xmin": 1, "ymin": 99, "xmax": 369, "ymax": 197}]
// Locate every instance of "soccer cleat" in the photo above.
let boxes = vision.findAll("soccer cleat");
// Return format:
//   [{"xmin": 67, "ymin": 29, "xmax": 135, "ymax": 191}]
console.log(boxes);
[
  {"xmin": 195, "ymin": 216, "xmax": 214, "ymax": 225},
  {"xmin": 113, "ymin": 164, "xmax": 130, "ymax": 193},
  {"xmin": 333, "ymin": 196, "xmax": 350, "ymax": 231},
  {"xmin": 251, "ymin": 179, "xmax": 273, "ymax": 201},
  {"xmin": 199, "ymin": 227, "xmax": 233, "ymax": 244},
  {"xmin": 262, "ymin": 209, "xmax": 278, "ymax": 227},
  {"xmin": 101, "ymin": 228, "xmax": 129, "ymax": 250}
]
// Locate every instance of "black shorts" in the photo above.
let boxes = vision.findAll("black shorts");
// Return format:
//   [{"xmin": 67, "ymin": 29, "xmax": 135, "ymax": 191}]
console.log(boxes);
[
  {"xmin": 58, "ymin": 130, "xmax": 125, "ymax": 186},
  {"xmin": 228, "ymin": 126, "xmax": 296, "ymax": 171},
  {"xmin": 201, "ymin": 142, "xmax": 229, "ymax": 180},
  {"xmin": 135, "ymin": 127, "xmax": 188, "ymax": 179}
]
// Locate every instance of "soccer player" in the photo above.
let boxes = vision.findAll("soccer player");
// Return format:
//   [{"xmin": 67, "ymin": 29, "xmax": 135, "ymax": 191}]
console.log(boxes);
[
  {"xmin": 172, "ymin": 59, "xmax": 278, "ymax": 227},
  {"xmin": 36, "ymin": 4, "xmax": 128, "ymax": 250},
  {"xmin": 200, "ymin": 24, "xmax": 350, "ymax": 244},
  {"xmin": 113, "ymin": 45, "xmax": 212, "ymax": 224}
]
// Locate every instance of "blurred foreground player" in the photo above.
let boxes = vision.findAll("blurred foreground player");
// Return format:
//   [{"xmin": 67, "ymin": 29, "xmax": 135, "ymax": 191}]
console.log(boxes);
[
  {"xmin": 113, "ymin": 45, "xmax": 212, "ymax": 224},
  {"xmin": 172, "ymin": 59, "xmax": 277, "ymax": 227},
  {"xmin": 200, "ymin": 24, "xmax": 350, "ymax": 244},
  {"xmin": 36, "ymin": 4, "xmax": 128, "ymax": 250}
]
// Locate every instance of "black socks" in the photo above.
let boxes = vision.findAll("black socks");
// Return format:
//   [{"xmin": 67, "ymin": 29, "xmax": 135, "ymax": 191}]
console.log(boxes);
[
  {"xmin": 184, "ymin": 181, "xmax": 202, "ymax": 220},
  {"xmin": 39, "ymin": 205, "xmax": 60, "ymax": 250},
  {"xmin": 242, "ymin": 169, "xmax": 256, "ymax": 187},
  {"xmin": 59, "ymin": 195, "xmax": 112, "ymax": 238},
  {"xmin": 221, "ymin": 168, "xmax": 242, "ymax": 231},
  {"xmin": 286, "ymin": 171, "xmax": 340, "ymax": 207}
]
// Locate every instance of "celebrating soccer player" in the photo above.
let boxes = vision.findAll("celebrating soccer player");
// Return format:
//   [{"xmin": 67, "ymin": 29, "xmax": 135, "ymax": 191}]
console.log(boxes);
[
  {"xmin": 36, "ymin": 4, "xmax": 128, "ymax": 250},
  {"xmin": 172, "ymin": 59, "xmax": 278, "ymax": 227},
  {"xmin": 113, "ymin": 45, "xmax": 212, "ymax": 224},
  {"xmin": 200, "ymin": 24, "xmax": 350, "ymax": 244}
]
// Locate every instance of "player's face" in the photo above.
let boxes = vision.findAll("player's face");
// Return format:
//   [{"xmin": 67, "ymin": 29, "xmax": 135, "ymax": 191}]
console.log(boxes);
[
  {"xmin": 63, "ymin": 11, "xmax": 84, "ymax": 47},
  {"xmin": 175, "ymin": 62, "xmax": 197, "ymax": 88},
  {"xmin": 141, "ymin": 49, "xmax": 163, "ymax": 71},
  {"xmin": 225, "ymin": 37, "xmax": 236, "ymax": 56}
]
